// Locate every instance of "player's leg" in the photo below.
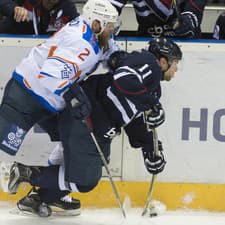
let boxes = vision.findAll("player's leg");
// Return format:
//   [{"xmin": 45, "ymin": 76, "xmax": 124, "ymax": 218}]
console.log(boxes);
[
  {"xmin": 8, "ymin": 162, "xmax": 93, "ymax": 216},
  {"xmin": 0, "ymin": 78, "xmax": 53, "ymax": 155},
  {"xmin": 16, "ymin": 187, "xmax": 52, "ymax": 217},
  {"xmin": 38, "ymin": 115, "xmax": 81, "ymax": 212}
]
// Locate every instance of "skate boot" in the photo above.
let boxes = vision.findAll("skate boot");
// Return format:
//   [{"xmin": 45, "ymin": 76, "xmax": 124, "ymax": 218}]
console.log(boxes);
[
  {"xmin": 50, "ymin": 195, "xmax": 81, "ymax": 216},
  {"xmin": 8, "ymin": 162, "xmax": 42, "ymax": 194},
  {"xmin": 17, "ymin": 188, "xmax": 52, "ymax": 217}
]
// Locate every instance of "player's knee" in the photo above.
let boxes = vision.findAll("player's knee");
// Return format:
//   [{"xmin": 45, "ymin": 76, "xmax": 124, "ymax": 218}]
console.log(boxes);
[{"xmin": 76, "ymin": 182, "xmax": 98, "ymax": 193}]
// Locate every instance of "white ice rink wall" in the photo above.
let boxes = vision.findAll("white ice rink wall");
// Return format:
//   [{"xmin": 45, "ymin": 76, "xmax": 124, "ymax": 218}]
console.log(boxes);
[{"xmin": 0, "ymin": 35, "xmax": 225, "ymax": 211}]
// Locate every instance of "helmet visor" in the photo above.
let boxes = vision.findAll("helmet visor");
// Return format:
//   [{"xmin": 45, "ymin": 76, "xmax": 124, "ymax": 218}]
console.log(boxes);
[{"xmin": 103, "ymin": 19, "xmax": 121, "ymax": 35}]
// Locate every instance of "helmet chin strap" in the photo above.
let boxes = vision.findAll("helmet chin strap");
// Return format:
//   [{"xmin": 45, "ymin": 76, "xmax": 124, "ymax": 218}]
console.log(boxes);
[{"xmin": 95, "ymin": 28, "xmax": 104, "ymax": 36}]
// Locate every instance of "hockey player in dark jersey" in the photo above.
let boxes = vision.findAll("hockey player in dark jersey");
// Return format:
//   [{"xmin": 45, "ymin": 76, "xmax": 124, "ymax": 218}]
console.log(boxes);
[
  {"xmin": 213, "ymin": 12, "xmax": 225, "ymax": 40},
  {"xmin": 109, "ymin": 0, "xmax": 206, "ymax": 38},
  {"xmin": 7, "ymin": 37, "xmax": 182, "ymax": 217}
]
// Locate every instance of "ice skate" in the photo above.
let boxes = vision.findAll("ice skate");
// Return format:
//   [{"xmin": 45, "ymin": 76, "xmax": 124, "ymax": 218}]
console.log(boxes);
[
  {"xmin": 8, "ymin": 162, "xmax": 43, "ymax": 194},
  {"xmin": 17, "ymin": 188, "xmax": 52, "ymax": 217},
  {"xmin": 8, "ymin": 162, "xmax": 33, "ymax": 194},
  {"xmin": 50, "ymin": 195, "xmax": 81, "ymax": 216}
]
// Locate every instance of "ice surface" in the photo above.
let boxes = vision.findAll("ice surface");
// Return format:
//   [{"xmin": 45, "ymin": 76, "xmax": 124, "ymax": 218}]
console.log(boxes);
[{"xmin": 1, "ymin": 203, "xmax": 225, "ymax": 225}]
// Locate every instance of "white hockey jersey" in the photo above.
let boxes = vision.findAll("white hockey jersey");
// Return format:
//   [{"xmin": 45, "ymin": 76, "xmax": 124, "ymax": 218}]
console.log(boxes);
[{"xmin": 13, "ymin": 16, "xmax": 118, "ymax": 112}]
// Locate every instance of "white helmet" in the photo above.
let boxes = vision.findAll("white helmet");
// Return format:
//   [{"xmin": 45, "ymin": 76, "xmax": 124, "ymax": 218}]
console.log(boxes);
[{"xmin": 82, "ymin": 0, "xmax": 119, "ymax": 34}]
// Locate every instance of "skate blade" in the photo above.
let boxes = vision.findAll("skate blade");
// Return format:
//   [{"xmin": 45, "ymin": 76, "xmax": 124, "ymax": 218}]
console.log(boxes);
[
  {"xmin": 9, "ymin": 207, "xmax": 39, "ymax": 217},
  {"xmin": 10, "ymin": 207, "xmax": 81, "ymax": 218},
  {"xmin": 51, "ymin": 207, "xmax": 81, "ymax": 217}
]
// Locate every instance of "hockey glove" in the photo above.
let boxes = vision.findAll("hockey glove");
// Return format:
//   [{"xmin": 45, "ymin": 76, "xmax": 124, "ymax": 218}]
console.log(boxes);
[
  {"xmin": 173, "ymin": 11, "xmax": 199, "ymax": 38},
  {"xmin": 142, "ymin": 148, "xmax": 166, "ymax": 175},
  {"xmin": 145, "ymin": 103, "xmax": 165, "ymax": 129},
  {"xmin": 63, "ymin": 83, "xmax": 92, "ymax": 120}
]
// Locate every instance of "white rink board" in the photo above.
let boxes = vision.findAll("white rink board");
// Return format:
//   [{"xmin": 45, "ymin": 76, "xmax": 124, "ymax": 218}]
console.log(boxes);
[{"xmin": 0, "ymin": 36, "xmax": 225, "ymax": 183}]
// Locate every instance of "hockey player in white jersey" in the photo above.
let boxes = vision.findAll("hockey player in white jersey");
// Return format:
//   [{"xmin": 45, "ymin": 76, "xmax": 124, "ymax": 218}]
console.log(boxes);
[
  {"xmin": 0, "ymin": 0, "xmax": 120, "ymax": 217},
  {"xmin": 8, "ymin": 38, "xmax": 182, "ymax": 217}
]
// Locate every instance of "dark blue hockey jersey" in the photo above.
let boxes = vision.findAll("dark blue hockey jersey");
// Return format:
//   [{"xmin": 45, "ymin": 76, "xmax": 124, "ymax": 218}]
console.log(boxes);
[
  {"xmin": 84, "ymin": 50, "xmax": 162, "ymax": 129},
  {"xmin": 82, "ymin": 50, "xmax": 163, "ymax": 154}
]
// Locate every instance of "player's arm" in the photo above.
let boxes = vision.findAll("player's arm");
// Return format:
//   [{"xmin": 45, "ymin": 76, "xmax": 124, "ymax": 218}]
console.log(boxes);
[
  {"xmin": 0, "ymin": 0, "xmax": 18, "ymax": 18},
  {"xmin": 183, "ymin": 0, "xmax": 206, "ymax": 23},
  {"xmin": 124, "ymin": 115, "xmax": 166, "ymax": 175},
  {"xmin": 112, "ymin": 66, "xmax": 159, "ymax": 112},
  {"xmin": 173, "ymin": 0, "xmax": 207, "ymax": 38},
  {"xmin": 60, "ymin": 0, "xmax": 80, "ymax": 22},
  {"xmin": 108, "ymin": 0, "xmax": 128, "ymax": 14}
]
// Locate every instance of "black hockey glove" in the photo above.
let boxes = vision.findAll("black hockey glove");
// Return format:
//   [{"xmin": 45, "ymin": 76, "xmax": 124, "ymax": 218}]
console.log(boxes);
[
  {"xmin": 145, "ymin": 103, "xmax": 165, "ymax": 129},
  {"xmin": 63, "ymin": 83, "xmax": 92, "ymax": 120},
  {"xmin": 142, "ymin": 146, "xmax": 166, "ymax": 175},
  {"xmin": 173, "ymin": 11, "xmax": 199, "ymax": 38}
]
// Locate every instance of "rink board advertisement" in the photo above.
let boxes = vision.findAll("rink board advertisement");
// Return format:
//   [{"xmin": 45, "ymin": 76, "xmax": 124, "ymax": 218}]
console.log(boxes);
[{"xmin": 0, "ymin": 36, "xmax": 225, "ymax": 211}]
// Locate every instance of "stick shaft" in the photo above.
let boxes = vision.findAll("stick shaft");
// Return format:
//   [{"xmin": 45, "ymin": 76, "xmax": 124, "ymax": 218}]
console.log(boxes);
[
  {"xmin": 142, "ymin": 128, "xmax": 158, "ymax": 216},
  {"xmin": 172, "ymin": 0, "xmax": 182, "ymax": 29},
  {"xmin": 90, "ymin": 132, "xmax": 126, "ymax": 218}
]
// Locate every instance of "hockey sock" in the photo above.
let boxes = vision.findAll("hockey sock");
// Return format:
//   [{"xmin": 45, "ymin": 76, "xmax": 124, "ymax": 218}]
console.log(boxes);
[
  {"xmin": 37, "ymin": 188, "xmax": 70, "ymax": 204},
  {"xmin": 30, "ymin": 165, "xmax": 60, "ymax": 189},
  {"xmin": 30, "ymin": 165, "xmax": 98, "ymax": 194}
]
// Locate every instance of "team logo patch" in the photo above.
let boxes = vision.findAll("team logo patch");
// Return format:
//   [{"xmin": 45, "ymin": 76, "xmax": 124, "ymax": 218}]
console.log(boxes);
[
  {"xmin": 104, "ymin": 127, "xmax": 117, "ymax": 139},
  {"xmin": 1, "ymin": 125, "xmax": 27, "ymax": 153},
  {"xmin": 61, "ymin": 63, "xmax": 74, "ymax": 79}
]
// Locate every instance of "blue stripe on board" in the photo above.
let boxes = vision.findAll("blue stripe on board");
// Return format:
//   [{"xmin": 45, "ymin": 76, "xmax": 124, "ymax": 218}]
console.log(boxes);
[{"xmin": 0, "ymin": 34, "xmax": 224, "ymax": 44}]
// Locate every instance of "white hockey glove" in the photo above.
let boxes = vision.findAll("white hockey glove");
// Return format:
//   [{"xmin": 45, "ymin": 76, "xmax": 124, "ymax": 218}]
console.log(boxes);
[{"xmin": 146, "ymin": 103, "xmax": 165, "ymax": 129}]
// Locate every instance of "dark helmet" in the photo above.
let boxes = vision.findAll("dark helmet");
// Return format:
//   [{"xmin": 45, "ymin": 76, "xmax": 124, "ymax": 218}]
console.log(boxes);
[
  {"xmin": 148, "ymin": 37, "xmax": 182, "ymax": 66},
  {"xmin": 107, "ymin": 50, "xmax": 129, "ymax": 71}
]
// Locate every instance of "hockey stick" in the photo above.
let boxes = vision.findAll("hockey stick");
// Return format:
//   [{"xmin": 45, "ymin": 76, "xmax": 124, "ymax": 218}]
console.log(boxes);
[
  {"xmin": 142, "ymin": 111, "xmax": 159, "ymax": 216},
  {"xmin": 142, "ymin": 128, "xmax": 159, "ymax": 216},
  {"xmin": 173, "ymin": 0, "xmax": 181, "ymax": 18},
  {"xmin": 88, "ymin": 129, "xmax": 126, "ymax": 218},
  {"xmin": 71, "ymin": 95, "xmax": 126, "ymax": 217},
  {"xmin": 172, "ymin": 0, "xmax": 182, "ymax": 29}
]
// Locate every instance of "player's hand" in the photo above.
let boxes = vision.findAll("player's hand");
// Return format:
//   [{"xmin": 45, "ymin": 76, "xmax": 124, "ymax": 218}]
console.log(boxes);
[
  {"xmin": 173, "ymin": 11, "xmax": 199, "ymax": 38},
  {"xmin": 14, "ymin": 6, "xmax": 29, "ymax": 22},
  {"xmin": 63, "ymin": 83, "xmax": 92, "ymax": 120},
  {"xmin": 145, "ymin": 103, "xmax": 165, "ymax": 128},
  {"xmin": 142, "ymin": 148, "xmax": 166, "ymax": 175}
]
